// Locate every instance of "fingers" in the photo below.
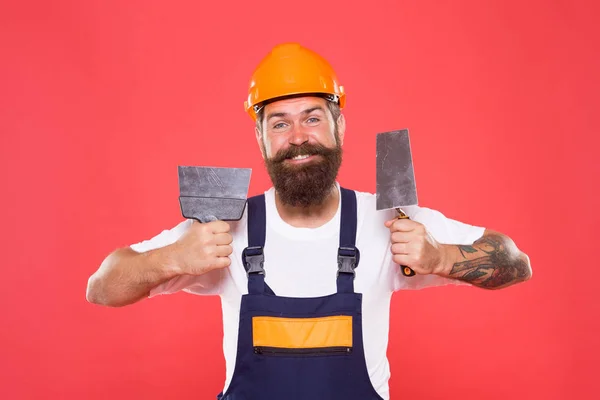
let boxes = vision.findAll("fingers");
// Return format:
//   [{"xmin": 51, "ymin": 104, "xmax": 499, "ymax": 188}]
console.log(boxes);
[
  {"xmin": 215, "ymin": 256, "xmax": 231, "ymax": 268},
  {"xmin": 386, "ymin": 218, "xmax": 421, "ymax": 233},
  {"xmin": 391, "ymin": 242, "xmax": 422, "ymax": 257},
  {"xmin": 391, "ymin": 231, "xmax": 411, "ymax": 244},
  {"xmin": 391, "ymin": 242, "xmax": 409, "ymax": 255},
  {"xmin": 211, "ymin": 244, "xmax": 233, "ymax": 269},
  {"xmin": 213, "ymin": 232, "xmax": 233, "ymax": 245},
  {"xmin": 207, "ymin": 220, "xmax": 231, "ymax": 233},
  {"xmin": 391, "ymin": 254, "xmax": 417, "ymax": 270},
  {"xmin": 215, "ymin": 244, "xmax": 233, "ymax": 257},
  {"xmin": 205, "ymin": 253, "xmax": 231, "ymax": 270}
]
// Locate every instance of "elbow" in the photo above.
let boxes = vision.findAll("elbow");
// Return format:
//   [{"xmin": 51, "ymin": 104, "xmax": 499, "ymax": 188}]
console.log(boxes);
[
  {"xmin": 86, "ymin": 273, "xmax": 120, "ymax": 307},
  {"xmin": 481, "ymin": 252, "xmax": 532, "ymax": 291},
  {"xmin": 521, "ymin": 252, "xmax": 533, "ymax": 282},
  {"xmin": 86, "ymin": 272, "xmax": 144, "ymax": 308},
  {"xmin": 86, "ymin": 250, "xmax": 126, "ymax": 307},
  {"xmin": 505, "ymin": 251, "xmax": 532, "ymax": 289},
  {"xmin": 86, "ymin": 274, "xmax": 107, "ymax": 306}
]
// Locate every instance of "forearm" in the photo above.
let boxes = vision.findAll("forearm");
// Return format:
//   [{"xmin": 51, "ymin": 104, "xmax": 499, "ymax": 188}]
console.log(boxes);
[
  {"xmin": 436, "ymin": 229, "xmax": 532, "ymax": 289},
  {"xmin": 86, "ymin": 245, "xmax": 182, "ymax": 307}
]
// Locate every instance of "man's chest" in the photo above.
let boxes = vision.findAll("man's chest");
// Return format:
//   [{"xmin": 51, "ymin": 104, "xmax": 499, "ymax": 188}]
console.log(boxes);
[{"xmin": 228, "ymin": 234, "xmax": 390, "ymax": 298}]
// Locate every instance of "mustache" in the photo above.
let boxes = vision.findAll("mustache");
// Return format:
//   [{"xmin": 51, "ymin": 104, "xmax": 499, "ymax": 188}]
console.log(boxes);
[{"xmin": 269, "ymin": 143, "xmax": 336, "ymax": 163}]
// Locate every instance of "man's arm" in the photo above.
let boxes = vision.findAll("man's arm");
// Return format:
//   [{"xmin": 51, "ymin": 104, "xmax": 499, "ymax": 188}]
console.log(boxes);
[
  {"xmin": 436, "ymin": 229, "xmax": 532, "ymax": 289},
  {"xmin": 86, "ymin": 245, "xmax": 182, "ymax": 307},
  {"xmin": 86, "ymin": 220, "xmax": 233, "ymax": 307},
  {"xmin": 386, "ymin": 219, "xmax": 532, "ymax": 290}
]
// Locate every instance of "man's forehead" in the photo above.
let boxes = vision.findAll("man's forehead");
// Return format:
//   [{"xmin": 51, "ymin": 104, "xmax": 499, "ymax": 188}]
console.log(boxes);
[{"xmin": 264, "ymin": 96, "xmax": 327, "ymax": 115}]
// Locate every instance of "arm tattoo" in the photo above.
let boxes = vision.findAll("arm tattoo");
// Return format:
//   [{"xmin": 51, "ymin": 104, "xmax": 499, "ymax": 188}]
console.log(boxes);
[{"xmin": 449, "ymin": 235, "xmax": 530, "ymax": 289}]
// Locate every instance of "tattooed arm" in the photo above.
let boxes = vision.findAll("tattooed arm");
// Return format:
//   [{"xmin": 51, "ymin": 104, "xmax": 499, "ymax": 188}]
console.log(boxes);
[
  {"xmin": 386, "ymin": 218, "xmax": 532, "ymax": 290},
  {"xmin": 436, "ymin": 229, "xmax": 532, "ymax": 289}
]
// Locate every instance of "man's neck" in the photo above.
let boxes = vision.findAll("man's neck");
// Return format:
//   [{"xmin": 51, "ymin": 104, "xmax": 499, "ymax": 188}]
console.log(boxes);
[{"xmin": 274, "ymin": 185, "xmax": 340, "ymax": 229}]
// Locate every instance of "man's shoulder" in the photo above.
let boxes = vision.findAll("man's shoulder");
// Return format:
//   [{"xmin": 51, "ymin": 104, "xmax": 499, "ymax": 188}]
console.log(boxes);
[{"xmin": 341, "ymin": 186, "xmax": 375, "ymax": 203}]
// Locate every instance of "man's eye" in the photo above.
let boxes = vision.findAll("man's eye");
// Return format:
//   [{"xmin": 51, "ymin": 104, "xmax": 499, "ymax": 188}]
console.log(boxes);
[
  {"xmin": 307, "ymin": 117, "xmax": 319, "ymax": 123},
  {"xmin": 273, "ymin": 123, "xmax": 286, "ymax": 129}
]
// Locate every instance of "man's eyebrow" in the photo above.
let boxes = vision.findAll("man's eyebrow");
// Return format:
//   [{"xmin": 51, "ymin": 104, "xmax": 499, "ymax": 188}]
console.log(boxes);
[
  {"xmin": 266, "ymin": 112, "xmax": 287, "ymax": 121},
  {"xmin": 302, "ymin": 106, "xmax": 325, "ymax": 115},
  {"xmin": 266, "ymin": 106, "xmax": 325, "ymax": 121}
]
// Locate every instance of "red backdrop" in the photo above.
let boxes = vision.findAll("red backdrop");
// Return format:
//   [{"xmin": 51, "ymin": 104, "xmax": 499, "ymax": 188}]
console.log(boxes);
[{"xmin": 1, "ymin": 0, "xmax": 598, "ymax": 399}]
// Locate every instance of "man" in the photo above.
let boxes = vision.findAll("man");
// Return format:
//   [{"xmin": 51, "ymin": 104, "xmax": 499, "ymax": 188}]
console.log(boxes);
[{"xmin": 86, "ymin": 43, "xmax": 532, "ymax": 399}]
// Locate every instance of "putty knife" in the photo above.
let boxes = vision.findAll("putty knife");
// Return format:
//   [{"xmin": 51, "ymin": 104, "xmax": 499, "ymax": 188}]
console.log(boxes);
[
  {"xmin": 376, "ymin": 129, "xmax": 419, "ymax": 277},
  {"xmin": 178, "ymin": 166, "xmax": 252, "ymax": 223}
]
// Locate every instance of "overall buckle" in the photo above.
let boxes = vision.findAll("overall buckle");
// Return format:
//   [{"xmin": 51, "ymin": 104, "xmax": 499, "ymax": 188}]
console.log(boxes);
[
  {"xmin": 242, "ymin": 246, "xmax": 265, "ymax": 276},
  {"xmin": 337, "ymin": 246, "xmax": 358, "ymax": 277}
]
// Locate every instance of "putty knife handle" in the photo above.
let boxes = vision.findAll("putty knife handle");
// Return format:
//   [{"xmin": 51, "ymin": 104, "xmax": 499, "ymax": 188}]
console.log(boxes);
[
  {"xmin": 396, "ymin": 208, "xmax": 416, "ymax": 277},
  {"xmin": 198, "ymin": 214, "xmax": 218, "ymax": 223},
  {"xmin": 401, "ymin": 265, "xmax": 416, "ymax": 277}
]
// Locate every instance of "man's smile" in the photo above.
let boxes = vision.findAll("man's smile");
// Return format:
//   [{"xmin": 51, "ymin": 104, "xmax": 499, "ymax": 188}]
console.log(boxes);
[{"xmin": 284, "ymin": 154, "xmax": 320, "ymax": 164}]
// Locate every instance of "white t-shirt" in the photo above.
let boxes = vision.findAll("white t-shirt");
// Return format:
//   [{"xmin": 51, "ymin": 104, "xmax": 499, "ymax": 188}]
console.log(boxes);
[{"xmin": 130, "ymin": 184, "xmax": 485, "ymax": 399}]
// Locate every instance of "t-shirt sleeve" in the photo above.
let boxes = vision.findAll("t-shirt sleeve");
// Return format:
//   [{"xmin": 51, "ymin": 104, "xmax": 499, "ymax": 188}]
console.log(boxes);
[
  {"xmin": 392, "ymin": 207, "xmax": 486, "ymax": 291},
  {"xmin": 129, "ymin": 219, "xmax": 225, "ymax": 297}
]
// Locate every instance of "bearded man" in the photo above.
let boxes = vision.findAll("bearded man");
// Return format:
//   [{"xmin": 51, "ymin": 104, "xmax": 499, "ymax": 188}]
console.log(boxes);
[{"xmin": 86, "ymin": 43, "xmax": 532, "ymax": 400}]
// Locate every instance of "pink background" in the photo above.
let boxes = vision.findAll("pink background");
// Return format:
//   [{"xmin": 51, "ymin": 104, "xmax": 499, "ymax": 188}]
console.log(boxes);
[{"xmin": 1, "ymin": 0, "xmax": 598, "ymax": 398}]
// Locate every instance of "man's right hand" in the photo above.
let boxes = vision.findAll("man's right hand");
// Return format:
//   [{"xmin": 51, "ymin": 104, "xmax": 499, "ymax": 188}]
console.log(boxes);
[{"xmin": 171, "ymin": 220, "xmax": 233, "ymax": 275}]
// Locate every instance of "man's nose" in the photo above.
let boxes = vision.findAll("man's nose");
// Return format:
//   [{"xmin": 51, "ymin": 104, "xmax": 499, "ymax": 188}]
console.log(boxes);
[{"xmin": 288, "ymin": 124, "xmax": 309, "ymax": 146}]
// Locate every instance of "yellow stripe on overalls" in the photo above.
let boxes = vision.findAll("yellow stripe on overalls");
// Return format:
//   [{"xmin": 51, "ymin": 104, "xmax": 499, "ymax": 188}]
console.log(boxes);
[{"xmin": 252, "ymin": 316, "xmax": 353, "ymax": 348}]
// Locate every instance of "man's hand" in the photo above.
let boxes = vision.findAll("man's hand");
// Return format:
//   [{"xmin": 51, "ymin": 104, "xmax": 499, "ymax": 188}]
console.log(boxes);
[
  {"xmin": 170, "ymin": 220, "xmax": 233, "ymax": 275},
  {"xmin": 385, "ymin": 217, "xmax": 448, "ymax": 275}
]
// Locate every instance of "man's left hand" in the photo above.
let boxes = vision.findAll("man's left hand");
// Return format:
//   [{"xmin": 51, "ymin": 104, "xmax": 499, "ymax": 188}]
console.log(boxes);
[{"xmin": 384, "ymin": 217, "xmax": 448, "ymax": 275}]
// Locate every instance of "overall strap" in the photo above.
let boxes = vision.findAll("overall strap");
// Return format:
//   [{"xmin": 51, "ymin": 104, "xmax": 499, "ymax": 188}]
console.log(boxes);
[
  {"xmin": 337, "ymin": 187, "xmax": 360, "ymax": 294},
  {"xmin": 241, "ymin": 194, "xmax": 275, "ymax": 295}
]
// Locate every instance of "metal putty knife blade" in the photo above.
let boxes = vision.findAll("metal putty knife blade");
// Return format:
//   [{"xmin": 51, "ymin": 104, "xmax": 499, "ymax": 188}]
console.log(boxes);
[
  {"xmin": 376, "ymin": 129, "xmax": 418, "ymax": 211},
  {"xmin": 178, "ymin": 166, "xmax": 252, "ymax": 222}
]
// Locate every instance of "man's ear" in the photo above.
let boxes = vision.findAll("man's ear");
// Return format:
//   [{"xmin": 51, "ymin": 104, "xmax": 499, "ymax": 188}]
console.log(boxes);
[
  {"xmin": 255, "ymin": 126, "xmax": 267, "ymax": 159},
  {"xmin": 255, "ymin": 125, "xmax": 262, "ymax": 144},
  {"xmin": 337, "ymin": 113, "xmax": 346, "ymax": 145}
]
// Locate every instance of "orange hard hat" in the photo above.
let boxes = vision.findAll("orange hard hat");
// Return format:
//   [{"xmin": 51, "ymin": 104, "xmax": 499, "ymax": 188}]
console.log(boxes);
[{"xmin": 244, "ymin": 43, "xmax": 346, "ymax": 121}]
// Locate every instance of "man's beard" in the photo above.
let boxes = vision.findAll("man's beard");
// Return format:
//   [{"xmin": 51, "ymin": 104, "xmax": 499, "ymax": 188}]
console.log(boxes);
[{"xmin": 263, "ymin": 137, "xmax": 343, "ymax": 208}]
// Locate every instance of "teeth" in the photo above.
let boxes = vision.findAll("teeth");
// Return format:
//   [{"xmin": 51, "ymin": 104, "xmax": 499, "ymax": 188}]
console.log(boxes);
[{"xmin": 292, "ymin": 154, "xmax": 310, "ymax": 160}]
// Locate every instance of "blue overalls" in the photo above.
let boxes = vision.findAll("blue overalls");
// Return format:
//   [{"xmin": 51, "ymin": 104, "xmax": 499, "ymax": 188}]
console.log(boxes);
[{"xmin": 217, "ymin": 187, "xmax": 383, "ymax": 399}]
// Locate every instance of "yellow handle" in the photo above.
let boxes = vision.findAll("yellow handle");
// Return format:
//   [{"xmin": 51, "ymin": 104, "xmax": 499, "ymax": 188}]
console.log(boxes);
[{"xmin": 396, "ymin": 208, "xmax": 416, "ymax": 277}]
